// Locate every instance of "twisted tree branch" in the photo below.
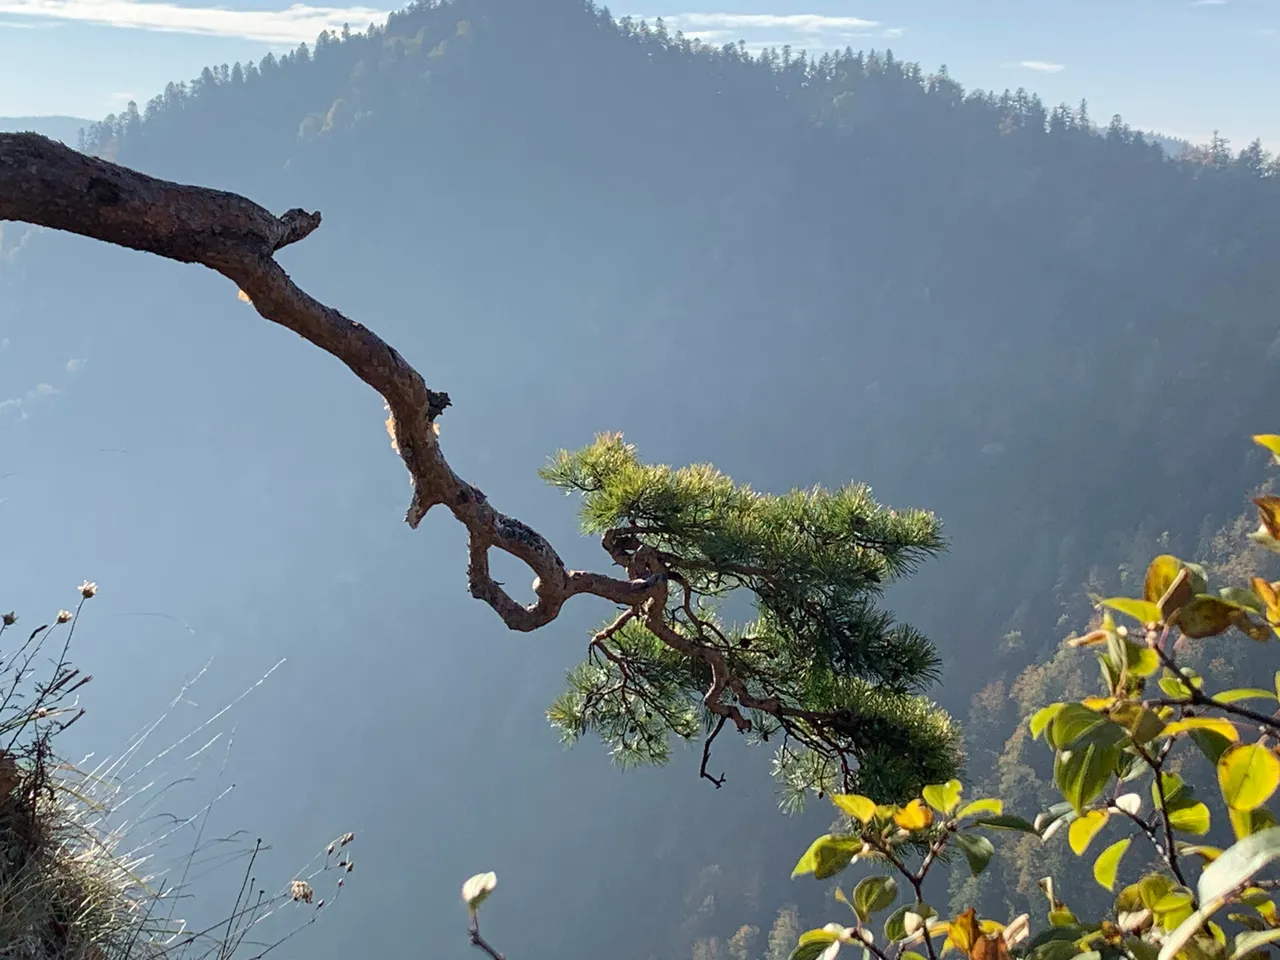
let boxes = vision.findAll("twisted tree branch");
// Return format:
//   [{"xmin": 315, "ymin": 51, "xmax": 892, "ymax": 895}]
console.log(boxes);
[{"xmin": 0, "ymin": 132, "xmax": 663, "ymax": 632}]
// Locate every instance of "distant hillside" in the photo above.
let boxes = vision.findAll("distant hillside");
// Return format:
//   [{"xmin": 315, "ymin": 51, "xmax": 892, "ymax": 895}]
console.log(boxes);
[
  {"xmin": 1146, "ymin": 130, "xmax": 1193, "ymax": 158},
  {"xmin": 0, "ymin": 115, "xmax": 91, "ymax": 145},
  {"xmin": 5, "ymin": 3, "xmax": 1280, "ymax": 959}
]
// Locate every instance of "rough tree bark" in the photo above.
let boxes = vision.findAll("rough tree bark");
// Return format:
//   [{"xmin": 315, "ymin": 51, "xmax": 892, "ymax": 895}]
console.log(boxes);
[{"xmin": 0, "ymin": 132, "xmax": 665, "ymax": 632}]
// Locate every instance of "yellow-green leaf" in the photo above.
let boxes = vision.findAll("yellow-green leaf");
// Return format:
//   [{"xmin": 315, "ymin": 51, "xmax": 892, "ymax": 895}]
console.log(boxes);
[
  {"xmin": 1163, "ymin": 717, "xmax": 1240, "ymax": 742},
  {"xmin": 958, "ymin": 798, "xmax": 1004, "ymax": 819},
  {"xmin": 1168, "ymin": 802, "xmax": 1212, "ymax": 836},
  {"xmin": 922, "ymin": 780, "xmax": 963, "ymax": 816},
  {"xmin": 832, "ymin": 794, "xmax": 878, "ymax": 823},
  {"xmin": 1101, "ymin": 597, "xmax": 1162, "ymax": 625},
  {"xmin": 1254, "ymin": 435, "xmax": 1280, "ymax": 465},
  {"xmin": 1030, "ymin": 703, "xmax": 1066, "ymax": 740},
  {"xmin": 792, "ymin": 835, "xmax": 861, "ymax": 880},
  {"xmin": 1219, "ymin": 744, "xmax": 1280, "ymax": 812},
  {"xmin": 1230, "ymin": 808, "xmax": 1279, "ymax": 841},
  {"xmin": 1146, "ymin": 555, "xmax": 1186, "ymax": 604},
  {"xmin": 1069, "ymin": 810, "xmax": 1110, "ymax": 855},
  {"xmin": 1215, "ymin": 688, "xmax": 1278, "ymax": 704},
  {"xmin": 1178, "ymin": 844, "xmax": 1223, "ymax": 864},
  {"xmin": 1094, "ymin": 838, "xmax": 1131, "ymax": 891}
]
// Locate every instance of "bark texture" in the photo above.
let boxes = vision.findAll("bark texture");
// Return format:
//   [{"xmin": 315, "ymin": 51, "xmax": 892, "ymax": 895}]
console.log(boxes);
[{"xmin": 0, "ymin": 132, "xmax": 663, "ymax": 631}]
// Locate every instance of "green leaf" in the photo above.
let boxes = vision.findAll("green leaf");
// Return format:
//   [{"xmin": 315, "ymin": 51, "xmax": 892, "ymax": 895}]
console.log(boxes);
[
  {"xmin": 1185, "ymin": 563, "xmax": 1210, "ymax": 595},
  {"xmin": 1030, "ymin": 703, "xmax": 1066, "ymax": 740},
  {"xmin": 957, "ymin": 798, "xmax": 1003, "ymax": 819},
  {"xmin": 1094, "ymin": 838, "xmax": 1131, "ymax": 892},
  {"xmin": 922, "ymin": 780, "xmax": 963, "ymax": 815},
  {"xmin": 1175, "ymin": 595, "xmax": 1240, "ymax": 639},
  {"xmin": 1199, "ymin": 827, "xmax": 1280, "ymax": 907},
  {"xmin": 1027, "ymin": 940, "xmax": 1085, "ymax": 960},
  {"xmin": 884, "ymin": 904, "xmax": 935, "ymax": 943},
  {"xmin": 1056, "ymin": 727, "xmax": 1124, "ymax": 813},
  {"xmin": 1231, "ymin": 929, "xmax": 1280, "ymax": 960},
  {"xmin": 953, "ymin": 832, "xmax": 995, "ymax": 876},
  {"xmin": 883, "ymin": 905, "xmax": 911, "ymax": 943},
  {"xmin": 1219, "ymin": 744, "xmax": 1280, "ymax": 812},
  {"xmin": 1220, "ymin": 588, "xmax": 1266, "ymax": 615},
  {"xmin": 1146, "ymin": 556, "xmax": 1186, "ymax": 604},
  {"xmin": 792, "ymin": 835, "xmax": 861, "ymax": 880},
  {"xmin": 1160, "ymin": 675, "xmax": 1196, "ymax": 700},
  {"xmin": 1101, "ymin": 597, "xmax": 1162, "ymax": 625},
  {"xmin": 1127, "ymin": 643, "xmax": 1162, "ymax": 678},
  {"xmin": 1168, "ymin": 802, "xmax": 1212, "ymax": 836},
  {"xmin": 1230, "ymin": 808, "xmax": 1279, "ymax": 842},
  {"xmin": 1153, "ymin": 771, "xmax": 1193, "ymax": 808},
  {"xmin": 1047, "ymin": 703, "xmax": 1114, "ymax": 750},
  {"xmin": 852, "ymin": 875, "xmax": 898, "ymax": 922},
  {"xmin": 1192, "ymin": 728, "xmax": 1237, "ymax": 766},
  {"xmin": 974, "ymin": 814, "xmax": 1039, "ymax": 834},
  {"xmin": 1069, "ymin": 810, "xmax": 1110, "ymax": 855},
  {"xmin": 791, "ymin": 928, "xmax": 843, "ymax": 960}
]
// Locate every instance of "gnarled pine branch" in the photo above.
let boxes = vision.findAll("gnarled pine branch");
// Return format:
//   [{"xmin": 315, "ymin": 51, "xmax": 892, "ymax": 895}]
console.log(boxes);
[
  {"xmin": 0, "ymin": 132, "xmax": 662, "ymax": 633},
  {"xmin": 1, "ymin": 134, "xmax": 960, "ymax": 800}
]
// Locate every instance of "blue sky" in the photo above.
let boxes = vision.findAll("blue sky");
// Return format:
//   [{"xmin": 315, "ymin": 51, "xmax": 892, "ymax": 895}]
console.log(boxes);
[{"xmin": 0, "ymin": 0, "xmax": 1276, "ymax": 149}]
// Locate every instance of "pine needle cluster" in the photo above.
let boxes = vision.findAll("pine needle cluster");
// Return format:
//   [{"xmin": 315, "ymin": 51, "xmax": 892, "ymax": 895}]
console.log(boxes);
[{"xmin": 541, "ymin": 433, "xmax": 962, "ymax": 804}]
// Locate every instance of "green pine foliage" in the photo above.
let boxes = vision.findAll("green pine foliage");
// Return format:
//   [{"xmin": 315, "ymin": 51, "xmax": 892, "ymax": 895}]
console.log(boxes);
[{"xmin": 540, "ymin": 433, "xmax": 961, "ymax": 804}]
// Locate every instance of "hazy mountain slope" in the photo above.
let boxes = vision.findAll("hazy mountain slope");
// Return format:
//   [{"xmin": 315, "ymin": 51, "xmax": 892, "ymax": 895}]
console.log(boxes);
[
  {"xmin": 4, "ymin": 1, "xmax": 1280, "ymax": 957},
  {"xmin": 0, "ymin": 114, "xmax": 90, "ymax": 143}
]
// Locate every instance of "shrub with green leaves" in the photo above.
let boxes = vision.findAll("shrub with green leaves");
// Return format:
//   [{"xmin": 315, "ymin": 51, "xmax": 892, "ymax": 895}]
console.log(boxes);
[
  {"xmin": 539, "ymin": 433, "xmax": 961, "ymax": 804},
  {"xmin": 781, "ymin": 433, "xmax": 1280, "ymax": 960}
]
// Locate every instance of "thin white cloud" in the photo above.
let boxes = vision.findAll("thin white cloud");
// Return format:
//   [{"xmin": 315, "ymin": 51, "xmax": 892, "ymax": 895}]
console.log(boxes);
[
  {"xmin": 66, "ymin": 357, "xmax": 86, "ymax": 374},
  {"xmin": 0, "ymin": 14, "xmax": 59, "ymax": 25},
  {"xmin": 1190, "ymin": 1, "xmax": 1228, "ymax": 6},
  {"xmin": 659, "ymin": 13, "xmax": 879, "ymax": 33},
  {"xmin": 1018, "ymin": 60, "xmax": 1065, "ymax": 73},
  {"xmin": 881, "ymin": 27, "xmax": 904, "ymax": 39},
  {"xmin": 0, "ymin": 0, "xmax": 389, "ymax": 43}
]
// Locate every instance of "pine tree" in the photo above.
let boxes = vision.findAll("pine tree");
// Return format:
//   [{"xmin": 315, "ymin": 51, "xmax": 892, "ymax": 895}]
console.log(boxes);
[{"xmin": 542, "ymin": 434, "xmax": 960, "ymax": 803}]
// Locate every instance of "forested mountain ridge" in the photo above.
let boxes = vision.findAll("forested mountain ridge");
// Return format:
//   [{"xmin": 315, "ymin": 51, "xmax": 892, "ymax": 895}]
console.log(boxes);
[{"xmin": 4, "ymin": 1, "xmax": 1280, "ymax": 957}]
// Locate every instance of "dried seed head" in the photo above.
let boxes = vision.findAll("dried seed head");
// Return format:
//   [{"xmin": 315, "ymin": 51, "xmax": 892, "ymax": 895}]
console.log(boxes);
[
  {"xmin": 78, "ymin": 580, "xmax": 98, "ymax": 599},
  {"xmin": 1, "ymin": 612, "xmax": 15, "ymax": 626},
  {"xmin": 339, "ymin": 832, "xmax": 355, "ymax": 847},
  {"xmin": 56, "ymin": 610, "xmax": 73, "ymax": 624},
  {"xmin": 290, "ymin": 879, "xmax": 314, "ymax": 904}
]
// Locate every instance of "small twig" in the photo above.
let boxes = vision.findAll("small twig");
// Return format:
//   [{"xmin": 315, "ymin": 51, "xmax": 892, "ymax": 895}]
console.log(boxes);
[
  {"xmin": 469, "ymin": 914, "xmax": 506, "ymax": 960},
  {"xmin": 700, "ymin": 715, "xmax": 729, "ymax": 787}
]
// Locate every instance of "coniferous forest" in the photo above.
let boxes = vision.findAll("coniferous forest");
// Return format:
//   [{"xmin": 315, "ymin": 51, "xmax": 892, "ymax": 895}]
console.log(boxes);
[{"xmin": 3, "ymin": 1, "xmax": 1280, "ymax": 958}]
